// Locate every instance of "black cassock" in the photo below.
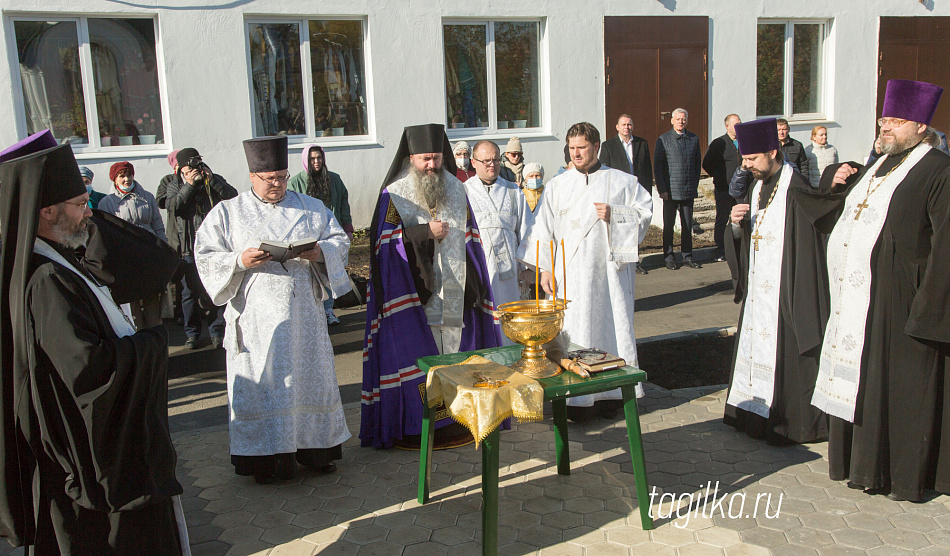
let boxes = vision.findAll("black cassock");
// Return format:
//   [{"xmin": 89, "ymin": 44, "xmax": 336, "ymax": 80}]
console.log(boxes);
[
  {"xmin": 793, "ymin": 147, "xmax": 950, "ymax": 501},
  {"xmin": 15, "ymin": 242, "xmax": 183, "ymax": 554},
  {"xmin": 724, "ymin": 166, "xmax": 830, "ymax": 445}
]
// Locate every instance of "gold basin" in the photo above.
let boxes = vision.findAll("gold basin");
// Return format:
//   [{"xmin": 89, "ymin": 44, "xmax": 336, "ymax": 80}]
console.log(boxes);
[{"xmin": 495, "ymin": 299, "xmax": 569, "ymax": 379}]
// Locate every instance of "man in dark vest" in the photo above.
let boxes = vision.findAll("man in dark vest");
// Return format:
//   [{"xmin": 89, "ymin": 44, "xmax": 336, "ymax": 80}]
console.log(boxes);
[
  {"xmin": 703, "ymin": 114, "xmax": 742, "ymax": 261},
  {"xmin": 654, "ymin": 108, "xmax": 702, "ymax": 269}
]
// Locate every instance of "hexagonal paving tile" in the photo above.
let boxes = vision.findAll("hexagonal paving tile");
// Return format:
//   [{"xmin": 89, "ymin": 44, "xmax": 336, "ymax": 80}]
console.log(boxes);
[
  {"xmin": 876, "ymin": 528, "xmax": 933, "ymax": 550},
  {"xmin": 259, "ymin": 523, "xmax": 305, "ymax": 545},
  {"xmin": 831, "ymin": 527, "xmax": 884, "ymax": 549}
]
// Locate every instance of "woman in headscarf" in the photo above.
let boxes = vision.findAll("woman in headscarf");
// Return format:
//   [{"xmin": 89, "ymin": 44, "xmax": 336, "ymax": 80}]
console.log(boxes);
[
  {"xmin": 287, "ymin": 144, "xmax": 354, "ymax": 325},
  {"xmin": 453, "ymin": 140, "xmax": 476, "ymax": 182},
  {"xmin": 522, "ymin": 161, "xmax": 545, "ymax": 213}
]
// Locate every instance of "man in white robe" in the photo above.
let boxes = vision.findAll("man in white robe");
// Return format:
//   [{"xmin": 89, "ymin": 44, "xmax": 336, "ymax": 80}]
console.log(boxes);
[
  {"xmin": 195, "ymin": 136, "xmax": 352, "ymax": 483},
  {"xmin": 464, "ymin": 140, "xmax": 529, "ymax": 330},
  {"xmin": 518, "ymin": 122, "xmax": 653, "ymax": 421}
]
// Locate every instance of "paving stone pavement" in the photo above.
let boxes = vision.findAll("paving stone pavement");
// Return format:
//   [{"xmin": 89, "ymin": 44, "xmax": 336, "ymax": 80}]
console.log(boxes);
[{"xmin": 6, "ymin": 384, "xmax": 950, "ymax": 555}]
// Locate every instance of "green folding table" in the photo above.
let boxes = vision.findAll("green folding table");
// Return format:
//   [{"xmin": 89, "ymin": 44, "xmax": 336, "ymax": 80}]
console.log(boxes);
[{"xmin": 416, "ymin": 344, "xmax": 652, "ymax": 556}]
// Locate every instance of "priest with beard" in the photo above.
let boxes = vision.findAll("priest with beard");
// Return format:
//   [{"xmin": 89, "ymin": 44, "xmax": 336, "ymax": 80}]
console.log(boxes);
[
  {"xmin": 722, "ymin": 118, "xmax": 829, "ymax": 445},
  {"xmin": 0, "ymin": 131, "xmax": 186, "ymax": 553},
  {"xmin": 795, "ymin": 79, "xmax": 950, "ymax": 502},
  {"xmin": 195, "ymin": 136, "xmax": 352, "ymax": 483},
  {"xmin": 518, "ymin": 122, "xmax": 652, "ymax": 422},
  {"xmin": 360, "ymin": 124, "xmax": 502, "ymax": 449}
]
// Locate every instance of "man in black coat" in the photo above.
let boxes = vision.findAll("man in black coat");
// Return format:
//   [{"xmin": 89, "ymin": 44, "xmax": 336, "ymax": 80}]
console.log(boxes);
[
  {"xmin": 599, "ymin": 113, "xmax": 653, "ymax": 274},
  {"xmin": 165, "ymin": 148, "xmax": 238, "ymax": 349},
  {"xmin": 702, "ymin": 114, "xmax": 742, "ymax": 260},
  {"xmin": 654, "ymin": 108, "xmax": 702, "ymax": 269},
  {"xmin": 776, "ymin": 118, "xmax": 810, "ymax": 183}
]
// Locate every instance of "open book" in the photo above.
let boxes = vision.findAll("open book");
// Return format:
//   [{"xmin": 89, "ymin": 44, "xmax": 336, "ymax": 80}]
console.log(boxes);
[
  {"xmin": 566, "ymin": 348, "xmax": 626, "ymax": 373},
  {"xmin": 258, "ymin": 238, "xmax": 317, "ymax": 263}
]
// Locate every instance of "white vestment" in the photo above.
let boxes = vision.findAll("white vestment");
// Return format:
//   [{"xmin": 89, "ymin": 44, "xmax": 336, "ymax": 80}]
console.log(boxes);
[
  {"xmin": 464, "ymin": 175, "xmax": 530, "ymax": 343},
  {"xmin": 387, "ymin": 167, "xmax": 468, "ymax": 353},
  {"xmin": 195, "ymin": 190, "xmax": 352, "ymax": 456},
  {"xmin": 517, "ymin": 165, "xmax": 653, "ymax": 405}
]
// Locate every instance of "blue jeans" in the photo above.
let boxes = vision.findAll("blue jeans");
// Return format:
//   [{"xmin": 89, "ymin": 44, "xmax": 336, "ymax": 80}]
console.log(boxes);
[{"xmin": 181, "ymin": 254, "xmax": 225, "ymax": 339}]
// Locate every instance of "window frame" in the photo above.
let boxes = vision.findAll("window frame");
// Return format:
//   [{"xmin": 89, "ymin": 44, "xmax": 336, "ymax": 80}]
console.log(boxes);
[
  {"xmin": 756, "ymin": 18, "xmax": 830, "ymax": 122},
  {"xmin": 243, "ymin": 15, "xmax": 375, "ymax": 145},
  {"xmin": 441, "ymin": 18, "xmax": 548, "ymax": 140},
  {"xmin": 7, "ymin": 14, "xmax": 170, "ymax": 155}
]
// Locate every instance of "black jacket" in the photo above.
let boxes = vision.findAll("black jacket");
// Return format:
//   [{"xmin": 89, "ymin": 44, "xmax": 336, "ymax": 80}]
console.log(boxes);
[
  {"xmin": 780, "ymin": 137, "xmax": 810, "ymax": 184},
  {"xmin": 598, "ymin": 135, "xmax": 653, "ymax": 193},
  {"xmin": 164, "ymin": 172, "xmax": 237, "ymax": 256},
  {"xmin": 654, "ymin": 130, "xmax": 702, "ymax": 199},
  {"xmin": 702, "ymin": 133, "xmax": 741, "ymax": 192}
]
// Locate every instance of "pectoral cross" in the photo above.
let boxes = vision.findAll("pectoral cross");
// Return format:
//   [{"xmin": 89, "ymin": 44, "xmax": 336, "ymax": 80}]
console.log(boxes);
[
  {"xmin": 854, "ymin": 200, "xmax": 869, "ymax": 220},
  {"xmin": 751, "ymin": 231, "xmax": 763, "ymax": 251}
]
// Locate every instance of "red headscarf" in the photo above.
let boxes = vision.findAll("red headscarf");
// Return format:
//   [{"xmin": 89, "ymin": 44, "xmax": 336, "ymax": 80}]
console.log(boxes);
[{"xmin": 109, "ymin": 161, "xmax": 134, "ymax": 182}]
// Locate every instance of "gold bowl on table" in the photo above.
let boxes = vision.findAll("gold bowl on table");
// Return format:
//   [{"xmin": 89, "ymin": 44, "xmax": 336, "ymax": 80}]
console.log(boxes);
[{"xmin": 495, "ymin": 299, "xmax": 569, "ymax": 379}]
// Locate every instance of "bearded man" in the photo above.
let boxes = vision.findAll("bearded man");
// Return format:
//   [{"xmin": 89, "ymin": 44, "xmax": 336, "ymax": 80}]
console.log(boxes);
[
  {"xmin": 795, "ymin": 80, "xmax": 950, "ymax": 502},
  {"xmin": 360, "ymin": 124, "xmax": 501, "ymax": 449},
  {"xmin": 0, "ymin": 131, "xmax": 186, "ymax": 553}
]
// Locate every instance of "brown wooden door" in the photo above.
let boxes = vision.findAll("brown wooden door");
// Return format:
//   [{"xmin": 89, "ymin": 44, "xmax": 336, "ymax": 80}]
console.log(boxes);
[
  {"xmin": 878, "ymin": 17, "xmax": 950, "ymax": 133},
  {"xmin": 604, "ymin": 17, "xmax": 709, "ymax": 157}
]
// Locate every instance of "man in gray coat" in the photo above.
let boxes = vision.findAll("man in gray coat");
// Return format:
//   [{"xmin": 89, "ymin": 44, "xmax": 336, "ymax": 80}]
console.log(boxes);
[{"xmin": 654, "ymin": 108, "xmax": 702, "ymax": 269}]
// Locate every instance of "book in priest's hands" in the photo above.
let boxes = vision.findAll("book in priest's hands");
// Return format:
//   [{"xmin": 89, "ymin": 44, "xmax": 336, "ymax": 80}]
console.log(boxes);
[
  {"xmin": 566, "ymin": 348, "xmax": 626, "ymax": 373},
  {"xmin": 257, "ymin": 238, "xmax": 317, "ymax": 263}
]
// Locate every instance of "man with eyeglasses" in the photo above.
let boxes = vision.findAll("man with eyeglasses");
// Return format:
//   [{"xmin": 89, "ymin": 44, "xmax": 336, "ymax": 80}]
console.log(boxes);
[
  {"xmin": 194, "ymin": 136, "xmax": 352, "ymax": 483},
  {"xmin": 794, "ymin": 79, "xmax": 950, "ymax": 502},
  {"xmin": 463, "ymin": 140, "xmax": 529, "ymax": 317},
  {"xmin": 165, "ymin": 147, "xmax": 237, "ymax": 349},
  {"xmin": 0, "ymin": 131, "xmax": 188, "ymax": 553}
]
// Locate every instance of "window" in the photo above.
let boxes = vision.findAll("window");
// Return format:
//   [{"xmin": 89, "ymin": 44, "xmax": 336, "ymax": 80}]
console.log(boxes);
[
  {"xmin": 756, "ymin": 20, "xmax": 827, "ymax": 119},
  {"xmin": 443, "ymin": 20, "xmax": 542, "ymax": 133},
  {"xmin": 247, "ymin": 18, "xmax": 369, "ymax": 140},
  {"xmin": 12, "ymin": 17, "xmax": 165, "ymax": 150}
]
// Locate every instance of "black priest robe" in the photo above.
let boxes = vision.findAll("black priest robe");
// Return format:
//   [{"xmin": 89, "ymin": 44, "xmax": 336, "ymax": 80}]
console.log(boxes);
[
  {"xmin": 792, "ymin": 147, "xmax": 950, "ymax": 501},
  {"xmin": 14, "ymin": 241, "xmax": 183, "ymax": 554},
  {"xmin": 724, "ymin": 165, "xmax": 830, "ymax": 445}
]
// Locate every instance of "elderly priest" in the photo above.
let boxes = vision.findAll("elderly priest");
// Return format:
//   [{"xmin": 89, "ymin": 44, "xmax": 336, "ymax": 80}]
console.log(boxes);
[
  {"xmin": 0, "ymin": 131, "xmax": 187, "ymax": 553},
  {"xmin": 796, "ymin": 79, "xmax": 950, "ymax": 502},
  {"xmin": 195, "ymin": 136, "xmax": 352, "ymax": 483},
  {"xmin": 360, "ymin": 124, "xmax": 502, "ymax": 449},
  {"xmin": 722, "ymin": 118, "xmax": 829, "ymax": 445}
]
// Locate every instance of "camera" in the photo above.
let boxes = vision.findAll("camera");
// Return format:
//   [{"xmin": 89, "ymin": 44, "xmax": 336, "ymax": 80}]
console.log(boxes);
[{"xmin": 184, "ymin": 157, "xmax": 203, "ymax": 169}]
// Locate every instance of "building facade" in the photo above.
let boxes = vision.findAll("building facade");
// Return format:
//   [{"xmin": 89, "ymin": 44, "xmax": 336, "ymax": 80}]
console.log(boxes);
[{"xmin": 1, "ymin": 1, "xmax": 947, "ymax": 227}]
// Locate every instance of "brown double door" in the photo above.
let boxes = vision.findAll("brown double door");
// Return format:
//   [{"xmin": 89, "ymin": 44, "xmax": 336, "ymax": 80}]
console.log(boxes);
[
  {"xmin": 604, "ymin": 16, "xmax": 709, "ymax": 155},
  {"xmin": 878, "ymin": 17, "xmax": 950, "ymax": 133}
]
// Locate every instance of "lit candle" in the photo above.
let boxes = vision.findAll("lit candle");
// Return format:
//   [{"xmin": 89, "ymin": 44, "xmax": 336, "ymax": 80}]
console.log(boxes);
[
  {"xmin": 550, "ymin": 241, "xmax": 556, "ymax": 308},
  {"xmin": 561, "ymin": 238, "xmax": 566, "ymax": 304},
  {"xmin": 535, "ymin": 240, "xmax": 540, "ymax": 312}
]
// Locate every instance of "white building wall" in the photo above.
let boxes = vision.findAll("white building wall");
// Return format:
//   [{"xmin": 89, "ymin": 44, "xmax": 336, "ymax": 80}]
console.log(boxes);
[{"xmin": 1, "ymin": 1, "xmax": 947, "ymax": 228}]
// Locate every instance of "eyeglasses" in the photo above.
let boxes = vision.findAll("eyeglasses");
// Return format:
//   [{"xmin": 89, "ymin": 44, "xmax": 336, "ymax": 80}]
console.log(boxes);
[
  {"xmin": 877, "ymin": 118, "xmax": 910, "ymax": 128},
  {"xmin": 473, "ymin": 157, "xmax": 502, "ymax": 166},
  {"xmin": 254, "ymin": 172, "xmax": 289, "ymax": 185},
  {"xmin": 60, "ymin": 200, "xmax": 90, "ymax": 210}
]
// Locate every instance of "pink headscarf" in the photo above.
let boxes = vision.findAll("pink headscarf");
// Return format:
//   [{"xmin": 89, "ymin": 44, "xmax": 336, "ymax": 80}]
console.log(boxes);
[
  {"xmin": 300, "ymin": 144, "xmax": 325, "ymax": 172},
  {"xmin": 167, "ymin": 149, "xmax": 181, "ymax": 169}
]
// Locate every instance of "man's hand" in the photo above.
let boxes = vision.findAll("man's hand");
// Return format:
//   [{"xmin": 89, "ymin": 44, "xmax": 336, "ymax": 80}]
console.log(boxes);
[
  {"xmin": 659, "ymin": 192, "xmax": 671, "ymax": 201},
  {"xmin": 428, "ymin": 220, "xmax": 449, "ymax": 240},
  {"xmin": 539, "ymin": 271, "xmax": 554, "ymax": 296},
  {"xmin": 297, "ymin": 244, "xmax": 323, "ymax": 262},
  {"xmin": 832, "ymin": 164, "xmax": 858, "ymax": 191},
  {"xmin": 241, "ymin": 248, "xmax": 272, "ymax": 269},
  {"xmin": 731, "ymin": 203, "xmax": 751, "ymax": 225},
  {"xmin": 594, "ymin": 202, "xmax": 611, "ymax": 222}
]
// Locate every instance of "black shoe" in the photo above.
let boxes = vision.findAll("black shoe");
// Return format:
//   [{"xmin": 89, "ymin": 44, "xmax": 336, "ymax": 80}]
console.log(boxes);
[
  {"xmin": 185, "ymin": 336, "xmax": 199, "ymax": 349},
  {"xmin": 685, "ymin": 258, "xmax": 701, "ymax": 269},
  {"xmin": 692, "ymin": 224, "xmax": 703, "ymax": 234},
  {"xmin": 666, "ymin": 260, "xmax": 677, "ymax": 271},
  {"xmin": 210, "ymin": 336, "xmax": 223, "ymax": 349},
  {"xmin": 635, "ymin": 263, "xmax": 648, "ymax": 275}
]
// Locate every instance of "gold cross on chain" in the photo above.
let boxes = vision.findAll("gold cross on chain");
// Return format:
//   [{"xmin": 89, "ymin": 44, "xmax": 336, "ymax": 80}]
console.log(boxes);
[
  {"xmin": 854, "ymin": 201, "xmax": 869, "ymax": 220},
  {"xmin": 751, "ymin": 231, "xmax": 763, "ymax": 251}
]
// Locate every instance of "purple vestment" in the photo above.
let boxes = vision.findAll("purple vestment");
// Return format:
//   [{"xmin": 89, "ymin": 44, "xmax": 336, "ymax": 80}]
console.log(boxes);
[{"xmin": 360, "ymin": 189, "xmax": 502, "ymax": 448}]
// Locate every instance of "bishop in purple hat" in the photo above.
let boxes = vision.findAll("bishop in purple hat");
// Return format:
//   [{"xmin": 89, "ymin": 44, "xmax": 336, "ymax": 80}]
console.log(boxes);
[
  {"xmin": 721, "ymin": 117, "xmax": 830, "ymax": 447},
  {"xmin": 793, "ymin": 79, "xmax": 950, "ymax": 502},
  {"xmin": 360, "ymin": 124, "xmax": 502, "ymax": 449},
  {"xmin": 0, "ymin": 132, "xmax": 186, "ymax": 552}
]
